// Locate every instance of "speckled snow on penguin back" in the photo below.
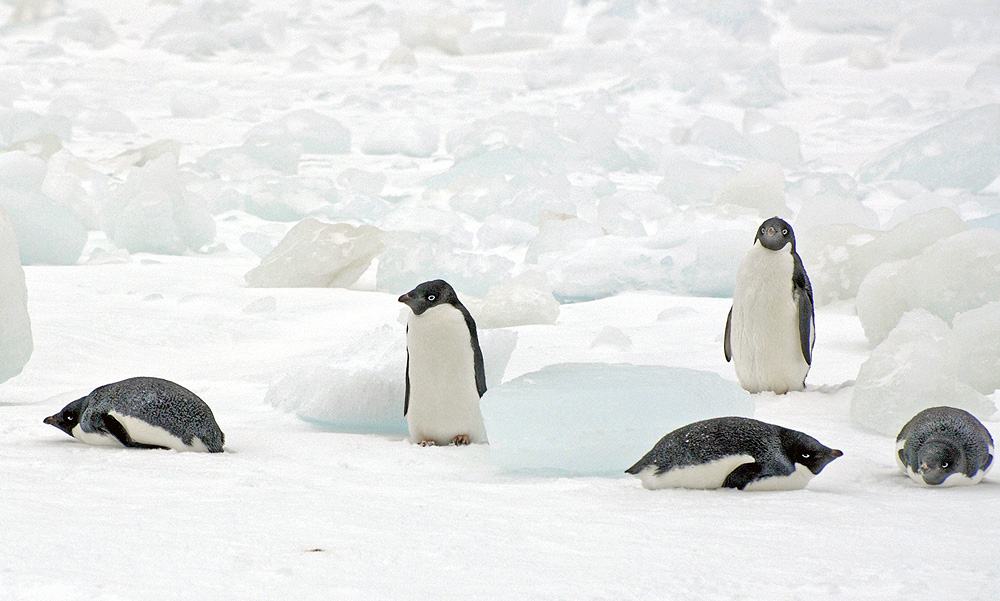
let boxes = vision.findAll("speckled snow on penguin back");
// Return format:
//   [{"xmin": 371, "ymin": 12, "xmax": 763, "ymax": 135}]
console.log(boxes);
[
  {"xmin": 626, "ymin": 417, "xmax": 841, "ymax": 490},
  {"xmin": 896, "ymin": 406, "xmax": 994, "ymax": 487},
  {"xmin": 50, "ymin": 377, "xmax": 225, "ymax": 452}
]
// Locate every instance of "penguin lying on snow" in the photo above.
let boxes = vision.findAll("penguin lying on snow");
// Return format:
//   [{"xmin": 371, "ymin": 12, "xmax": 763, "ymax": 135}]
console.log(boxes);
[
  {"xmin": 399, "ymin": 279, "xmax": 488, "ymax": 446},
  {"xmin": 896, "ymin": 406, "xmax": 994, "ymax": 487},
  {"xmin": 626, "ymin": 417, "xmax": 842, "ymax": 491},
  {"xmin": 44, "ymin": 377, "xmax": 225, "ymax": 452},
  {"xmin": 725, "ymin": 217, "xmax": 814, "ymax": 394}
]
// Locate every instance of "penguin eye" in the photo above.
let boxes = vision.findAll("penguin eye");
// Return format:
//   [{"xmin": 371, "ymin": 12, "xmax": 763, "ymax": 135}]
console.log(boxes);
[
  {"xmin": 782, "ymin": 229, "xmax": 788, "ymax": 236},
  {"xmin": 801, "ymin": 453, "xmax": 810, "ymax": 459},
  {"xmin": 427, "ymin": 294, "xmax": 436, "ymax": 302},
  {"xmin": 942, "ymin": 462, "xmax": 949, "ymax": 469},
  {"xmin": 66, "ymin": 415, "xmax": 74, "ymax": 422},
  {"xmin": 760, "ymin": 227, "xmax": 766, "ymax": 234}
]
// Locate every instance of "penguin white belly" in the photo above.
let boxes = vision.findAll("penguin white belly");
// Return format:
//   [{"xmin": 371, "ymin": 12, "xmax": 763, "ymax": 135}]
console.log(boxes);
[
  {"xmin": 406, "ymin": 305, "xmax": 487, "ymax": 445},
  {"xmin": 743, "ymin": 463, "xmax": 816, "ymax": 491},
  {"xmin": 730, "ymin": 246, "xmax": 809, "ymax": 394},
  {"xmin": 635, "ymin": 454, "xmax": 755, "ymax": 490},
  {"xmin": 71, "ymin": 424, "xmax": 122, "ymax": 447},
  {"xmin": 109, "ymin": 411, "xmax": 210, "ymax": 452}
]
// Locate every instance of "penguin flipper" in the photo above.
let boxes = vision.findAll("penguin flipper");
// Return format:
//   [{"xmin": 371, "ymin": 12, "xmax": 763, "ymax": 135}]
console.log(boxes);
[
  {"xmin": 722, "ymin": 462, "xmax": 762, "ymax": 490},
  {"xmin": 792, "ymin": 254, "xmax": 814, "ymax": 365},
  {"xmin": 724, "ymin": 307, "xmax": 733, "ymax": 362},
  {"xmin": 404, "ymin": 348, "xmax": 410, "ymax": 417},
  {"xmin": 101, "ymin": 414, "xmax": 169, "ymax": 450}
]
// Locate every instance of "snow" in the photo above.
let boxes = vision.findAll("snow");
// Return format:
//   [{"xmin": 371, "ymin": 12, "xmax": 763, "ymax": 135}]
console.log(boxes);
[
  {"xmin": 481, "ymin": 363, "xmax": 753, "ymax": 476},
  {"xmin": 2, "ymin": 0, "xmax": 1000, "ymax": 598}
]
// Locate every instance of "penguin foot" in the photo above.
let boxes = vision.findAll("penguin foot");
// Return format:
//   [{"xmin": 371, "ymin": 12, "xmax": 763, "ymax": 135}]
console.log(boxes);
[
  {"xmin": 418, "ymin": 440, "xmax": 436, "ymax": 447},
  {"xmin": 452, "ymin": 435, "xmax": 471, "ymax": 446}
]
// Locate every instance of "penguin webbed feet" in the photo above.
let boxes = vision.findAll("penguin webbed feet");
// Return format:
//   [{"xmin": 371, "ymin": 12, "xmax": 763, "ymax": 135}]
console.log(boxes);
[{"xmin": 452, "ymin": 435, "xmax": 471, "ymax": 446}]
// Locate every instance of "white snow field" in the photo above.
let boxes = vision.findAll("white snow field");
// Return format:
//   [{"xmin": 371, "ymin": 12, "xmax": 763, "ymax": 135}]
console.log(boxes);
[{"xmin": 2, "ymin": 0, "xmax": 1000, "ymax": 600}]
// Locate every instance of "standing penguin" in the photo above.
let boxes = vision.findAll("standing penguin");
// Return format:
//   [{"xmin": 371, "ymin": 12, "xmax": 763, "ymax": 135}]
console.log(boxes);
[
  {"xmin": 725, "ymin": 217, "xmax": 814, "ymax": 394},
  {"xmin": 625, "ymin": 416, "xmax": 842, "ymax": 491},
  {"xmin": 43, "ymin": 377, "xmax": 225, "ymax": 452},
  {"xmin": 896, "ymin": 406, "xmax": 994, "ymax": 486},
  {"xmin": 399, "ymin": 279, "xmax": 488, "ymax": 446}
]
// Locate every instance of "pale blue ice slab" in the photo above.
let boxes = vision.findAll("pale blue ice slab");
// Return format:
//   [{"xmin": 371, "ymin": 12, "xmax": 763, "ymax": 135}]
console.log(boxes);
[{"xmin": 481, "ymin": 363, "xmax": 754, "ymax": 476}]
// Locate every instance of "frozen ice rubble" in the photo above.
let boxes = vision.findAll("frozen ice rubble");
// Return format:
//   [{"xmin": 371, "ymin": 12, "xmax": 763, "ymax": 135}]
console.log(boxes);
[
  {"xmin": 481, "ymin": 363, "xmax": 754, "ymax": 476},
  {"xmin": 851, "ymin": 309, "xmax": 997, "ymax": 436},
  {"xmin": 0, "ymin": 204, "xmax": 32, "ymax": 383},
  {"xmin": 267, "ymin": 326, "xmax": 516, "ymax": 436},
  {"xmin": 0, "ymin": 151, "xmax": 87, "ymax": 265},
  {"xmin": 857, "ymin": 104, "xmax": 1000, "ymax": 192},
  {"xmin": 856, "ymin": 228, "xmax": 1000, "ymax": 344},
  {"xmin": 245, "ymin": 219, "xmax": 384, "ymax": 288}
]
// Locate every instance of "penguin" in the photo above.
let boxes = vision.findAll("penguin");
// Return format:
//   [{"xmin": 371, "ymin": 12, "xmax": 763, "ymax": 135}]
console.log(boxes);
[
  {"xmin": 896, "ymin": 406, "xmax": 994, "ymax": 487},
  {"xmin": 43, "ymin": 377, "xmax": 225, "ymax": 452},
  {"xmin": 398, "ymin": 279, "xmax": 488, "ymax": 446},
  {"xmin": 625, "ymin": 416, "xmax": 842, "ymax": 491},
  {"xmin": 725, "ymin": 217, "xmax": 814, "ymax": 394}
]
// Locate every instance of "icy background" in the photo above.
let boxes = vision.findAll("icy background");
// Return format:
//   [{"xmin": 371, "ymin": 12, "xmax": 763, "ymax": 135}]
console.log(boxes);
[{"xmin": 2, "ymin": 0, "xmax": 999, "ymax": 599}]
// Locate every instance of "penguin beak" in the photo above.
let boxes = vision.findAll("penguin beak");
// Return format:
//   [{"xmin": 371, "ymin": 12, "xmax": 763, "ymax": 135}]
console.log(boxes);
[
  {"xmin": 831, "ymin": 449, "xmax": 843, "ymax": 458},
  {"xmin": 918, "ymin": 462, "xmax": 929, "ymax": 473},
  {"xmin": 398, "ymin": 293, "xmax": 411, "ymax": 304},
  {"xmin": 766, "ymin": 226, "xmax": 777, "ymax": 237},
  {"xmin": 43, "ymin": 415, "xmax": 55, "ymax": 426}
]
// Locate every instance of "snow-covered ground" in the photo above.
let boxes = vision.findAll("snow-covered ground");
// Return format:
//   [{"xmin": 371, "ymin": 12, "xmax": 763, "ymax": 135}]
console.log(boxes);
[{"xmin": 2, "ymin": 1, "xmax": 999, "ymax": 599}]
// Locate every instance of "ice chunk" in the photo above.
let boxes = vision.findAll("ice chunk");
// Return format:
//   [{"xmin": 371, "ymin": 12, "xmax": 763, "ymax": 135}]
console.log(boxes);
[
  {"xmin": 735, "ymin": 60, "xmax": 787, "ymax": 108},
  {"xmin": 536, "ymin": 236, "xmax": 674, "ymax": 303},
  {"xmin": 591, "ymin": 327, "xmax": 632, "ymax": 350},
  {"xmin": 966, "ymin": 56, "xmax": 1000, "ymax": 91},
  {"xmin": 793, "ymin": 194, "xmax": 879, "ymax": 233},
  {"xmin": 245, "ymin": 219, "xmax": 384, "ymax": 288},
  {"xmin": 847, "ymin": 45, "xmax": 887, "ymax": 70},
  {"xmin": 379, "ymin": 46, "xmax": 417, "ymax": 71},
  {"xmin": 504, "ymin": 0, "xmax": 568, "ymax": 33},
  {"xmin": 399, "ymin": 13, "xmax": 472, "ymax": 55},
  {"xmin": 337, "ymin": 168, "xmax": 385, "ymax": 196},
  {"xmin": 476, "ymin": 215, "xmax": 538, "ymax": 249},
  {"xmin": 0, "ymin": 204, "xmax": 32, "ymax": 382},
  {"xmin": 103, "ymin": 153, "xmax": 216, "ymax": 255},
  {"xmin": 743, "ymin": 114, "xmax": 802, "ymax": 167},
  {"xmin": 884, "ymin": 192, "xmax": 958, "ymax": 229},
  {"xmin": 0, "ymin": 151, "xmax": 87, "ymax": 265},
  {"xmin": 790, "ymin": 0, "xmax": 901, "ymax": 33},
  {"xmin": 245, "ymin": 109, "xmax": 350, "ymax": 155},
  {"xmin": 525, "ymin": 218, "xmax": 604, "ymax": 263},
  {"xmin": 170, "ymin": 91, "xmax": 221, "ymax": 118},
  {"xmin": 688, "ymin": 117, "xmax": 761, "ymax": 160},
  {"xmin": 851, "ymin": 310, "xmax": 996, "ymax": 436},
  {"xmin": 951, "ymin": 302, "xmax": 1000, "ymax": 395},
  {"xmin": 481, "ymin": 363, "xmax": 754, "ymax": 476},
  {"xmin": 53, "ymin": 9, "xmax": 119, "ymax": 49},
  {"xmin": 890, "ymin": 11, "xmax": 952, "ymax": 61},
  {"xmin": 79, "ymin": 107, "xmax": 136, "ymax": 133},
  {"xmin": 0, "ymin": 109, "xmax": 72, "ymax": 145},
  {"xmin": 376, "ymin": 232, "xmax": 514, "ymax": 298},
  {"xmin": 714, "ymin": 163, "xmax": 788, "ymax": 216},
  {"xmin": 679, "ymin": 229, "xmax": 747, "ymax": 298},
  {"xmin": 360, "ymin": 119, "xmax": 439, "ymax": 158},
  {"xmin": 856, "ymin": 228, "xmax": 1000, "ymax": 344},
  {"xmin": 857, "ymin": 104, "xmax": 1000, "ymax": 192},
  {"xmin": 267, "ymin": 325, "xmax": 516, "ymax": 435},
  {"xmin": 796, "ymin": 223, "xmax": 875, "ymax": 305},
  {"xmin": 466, "ymin": 272, "xmax": 560, "ymax": 329},
  {"xmin": 657, "ymin": 158, "xmax": 736, "ymax": 205}
]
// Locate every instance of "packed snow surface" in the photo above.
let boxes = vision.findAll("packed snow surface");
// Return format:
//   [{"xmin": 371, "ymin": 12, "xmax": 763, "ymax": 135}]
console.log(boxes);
[{"xmin": 2, "ymin": 0, "xmax": 1000, "ymax": 599}]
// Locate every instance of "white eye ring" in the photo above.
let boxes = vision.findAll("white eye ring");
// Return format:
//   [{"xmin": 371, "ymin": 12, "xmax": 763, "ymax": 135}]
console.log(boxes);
[
  {"xmin": 427, "ymin": 295, "xmax": 436, "ymax": 301},
  {"xmin": 942, "ymin": 462, "xmax": 949, "ymax": 468},
  {"xmin": 801, "ymin": 453, "xmax": 810, "ymax": 458},
  {"xmin": 782, "ymin": 229, "xmax": 788, "ymax": 235}
]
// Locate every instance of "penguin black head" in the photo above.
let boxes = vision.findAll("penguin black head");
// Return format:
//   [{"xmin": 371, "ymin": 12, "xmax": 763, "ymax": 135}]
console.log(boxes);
[
  {"xmin": 916, "ymin": 440, "xmax": 965, "ymax": 486},
  {"xmin": 780, "ymin": 428, "xmax": 843, "ymax": 475},
  {"xmin": 398, "ymin": 279, "xmax": 461, "ymax": 316},
  {"xmin": 43, "ymin": 398, "xmax": 85, "ymax": 438},
  {"xmin": 754, "ymin": 217, "xmax": 795, "ymax": 252}
]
